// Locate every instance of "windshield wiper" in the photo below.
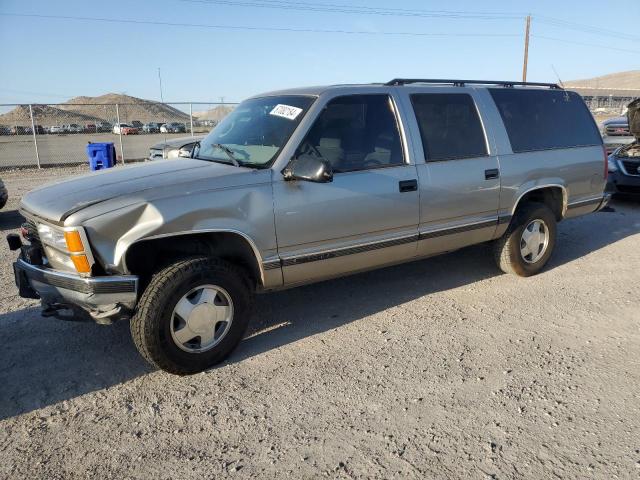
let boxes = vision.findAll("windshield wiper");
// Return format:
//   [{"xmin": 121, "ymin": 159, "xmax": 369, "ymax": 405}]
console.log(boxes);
[
  {"xmin": 211, "ymin": 143, "xmax": 240, "ymax": 167},
  {"xmin": 192, "ymin": 141, "xmax": 242, "ymax": 167}
]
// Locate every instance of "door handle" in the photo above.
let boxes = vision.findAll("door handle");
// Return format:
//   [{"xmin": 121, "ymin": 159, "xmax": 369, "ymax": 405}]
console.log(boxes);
[
  {"xmin": 399, "ymin": 179, "xmax": 418, "ymax": 193},
  {"xmin": 485, "ymin": 168, "xmax": 500, "ymax": 180}
]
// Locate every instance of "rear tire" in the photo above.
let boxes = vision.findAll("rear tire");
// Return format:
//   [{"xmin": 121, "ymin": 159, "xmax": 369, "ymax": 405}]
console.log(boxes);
[
  {"xmin": 131, "ymin": 257, "xmax": 253, "ymax": 375},
  {"xmin": 493, "ymin": 202, "xmax": 557, "ymax": 277}
]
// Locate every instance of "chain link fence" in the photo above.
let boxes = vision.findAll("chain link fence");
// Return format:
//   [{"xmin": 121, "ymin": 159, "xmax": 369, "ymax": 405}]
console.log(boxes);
[
  {"xmin": 0, "ymin": 95, "xmax": 638, "ymax": 171},
  {"xmin": 0, "ymin": 102, "xmax": 236, "ymax": 170}
]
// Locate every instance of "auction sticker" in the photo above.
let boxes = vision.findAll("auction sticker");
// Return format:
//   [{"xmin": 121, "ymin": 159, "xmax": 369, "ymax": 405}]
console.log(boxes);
[{"xmin": 270, "ymin": 104, "xmax": 303, "ymax": 120}]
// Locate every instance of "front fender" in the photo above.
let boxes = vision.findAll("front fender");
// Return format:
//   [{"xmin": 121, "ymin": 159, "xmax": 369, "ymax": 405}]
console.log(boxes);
[{"xmin": 79, "ymin": 182, "xmax": 278, "ymax": 278}]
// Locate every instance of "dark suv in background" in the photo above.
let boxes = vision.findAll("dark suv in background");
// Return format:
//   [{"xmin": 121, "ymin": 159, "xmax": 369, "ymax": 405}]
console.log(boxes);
[
  {"xmin": 607, "ymin": 99, "xmax": 640, "ymax": 196},
  {"xmin": 602, "ymin": 114, "xmax": 636, "ymax": 154}
]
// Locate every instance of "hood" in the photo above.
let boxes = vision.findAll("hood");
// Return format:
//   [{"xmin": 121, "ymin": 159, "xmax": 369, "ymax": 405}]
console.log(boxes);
[
  {"xmin": 603, "ymin": 115, "xmax": 628, "ymax": 126},
  {"xmin": 627, "ymin": 98, "xmax": 640, "ymax": 138},
  {"xmin": 21, "ymin": 159, "xmax": 259, "ymax": 223}
]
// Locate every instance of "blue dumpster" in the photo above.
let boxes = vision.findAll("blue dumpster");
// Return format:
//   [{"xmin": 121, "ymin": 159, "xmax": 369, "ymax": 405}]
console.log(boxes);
[{"xmin": 86, "ymin": 142, "xmax": 116, "ymax": 171}]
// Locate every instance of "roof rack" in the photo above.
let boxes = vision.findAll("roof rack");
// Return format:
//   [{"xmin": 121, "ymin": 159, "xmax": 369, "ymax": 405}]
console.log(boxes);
[{"xmin": 385, "ymin": 78, "xmax": 562, "ymax": 89}]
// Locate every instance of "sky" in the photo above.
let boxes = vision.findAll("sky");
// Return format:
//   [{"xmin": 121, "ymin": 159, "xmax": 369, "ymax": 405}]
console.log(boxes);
[{"xmin": 0, "ymin": 0, "xmax": 638, "ymax": 105}]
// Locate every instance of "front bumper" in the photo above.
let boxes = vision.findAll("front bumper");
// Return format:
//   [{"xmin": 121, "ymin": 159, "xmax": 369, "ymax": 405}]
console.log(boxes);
[
  {"xmin": 14, "ymin": 258, "xmax": 138, "ymax": 323},
  {"xmin": 607, "ymin": 169, "xmax": 640, "ymax": 196}
]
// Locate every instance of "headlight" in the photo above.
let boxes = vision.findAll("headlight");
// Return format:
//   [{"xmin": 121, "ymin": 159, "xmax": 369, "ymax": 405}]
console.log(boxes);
[
  {"xmin": 607, "ymin": 157, "xmax": 618, "ymax": 173},
  {"xmin": 37, "ymin": 224, "xmax": 67, "ymax": 250},
  {"xmin": 37, "ymin": 223, "xmax": 94, "ymax": 275}
]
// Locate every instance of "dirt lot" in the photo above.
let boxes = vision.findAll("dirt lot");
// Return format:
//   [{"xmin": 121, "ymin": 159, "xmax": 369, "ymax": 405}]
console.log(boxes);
[{"xmin": 0, "ymin": 168, "xmax": 638, "ymax": 479}]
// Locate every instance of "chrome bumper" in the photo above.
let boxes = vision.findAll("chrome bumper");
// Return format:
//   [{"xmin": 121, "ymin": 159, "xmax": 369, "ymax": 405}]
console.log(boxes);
[{"xmin": 14, "ymin": 258, "xmax": 138, "ymax": 322}]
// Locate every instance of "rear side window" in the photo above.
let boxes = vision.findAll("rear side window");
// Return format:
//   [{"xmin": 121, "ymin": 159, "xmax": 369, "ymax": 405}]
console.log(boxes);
[
  {"xmin": 489, "ymin": 89, "xmax": 601, "ymax": 152},
  {"xmin": 410, "ymin": 93, "xmax": 488, "ymax": 161}
]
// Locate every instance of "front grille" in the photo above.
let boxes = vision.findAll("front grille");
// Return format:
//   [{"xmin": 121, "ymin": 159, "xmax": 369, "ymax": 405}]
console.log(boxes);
[
  {"xmin": 621, "ymin": 160, "xmax": 640, "ymax": 176},
  {"xmin": 22, "ymin": 218, "xmax": 41, "ymax": 245},
  {"xmin": 605, "ymin": 125, "xmax": 631, "ymax": 136}
]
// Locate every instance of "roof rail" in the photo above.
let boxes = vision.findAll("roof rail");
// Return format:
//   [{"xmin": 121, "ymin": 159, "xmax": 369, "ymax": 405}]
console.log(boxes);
[{"xmin": 385, "ymin": 78, "xmax": 562, "ymax": 89}]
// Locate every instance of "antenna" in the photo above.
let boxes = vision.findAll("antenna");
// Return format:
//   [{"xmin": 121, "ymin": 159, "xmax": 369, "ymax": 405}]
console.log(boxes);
[{"xmin": 551, "ymin": 65, "xmax": 565, "ymax": 89}]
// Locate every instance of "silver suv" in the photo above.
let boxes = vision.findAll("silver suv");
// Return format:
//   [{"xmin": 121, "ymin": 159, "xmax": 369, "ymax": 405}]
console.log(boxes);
[{"xmin": 10, "ymin": 79, "xmax": 609, "ymax": 374}]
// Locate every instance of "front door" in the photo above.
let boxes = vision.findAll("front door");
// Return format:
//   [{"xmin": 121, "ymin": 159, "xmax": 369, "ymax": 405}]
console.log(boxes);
[{"xmin": 273, "ymin": 94, "xmax": 420, "ymax": 285}]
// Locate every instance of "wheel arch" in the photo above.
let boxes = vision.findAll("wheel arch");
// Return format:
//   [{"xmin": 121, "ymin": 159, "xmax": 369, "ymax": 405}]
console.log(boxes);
[
  {"xmin": 123, "ymin": 229, "xmax": 265, "ymax": 288},
  {"xmin": 511, "ymin": 184, "xmax": 568, "ymax": 221}
]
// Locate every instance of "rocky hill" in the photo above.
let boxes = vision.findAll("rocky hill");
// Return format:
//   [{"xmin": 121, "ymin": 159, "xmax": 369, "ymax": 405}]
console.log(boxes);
[
  {"xmin": 57, "ymin": 93, "xmax": 190, "ymax": 123},
  {"xmin": 192, "ymin": 105, "xmax": 235, "ymax": 122},
  {"xmin": 0, "ymin": 104, "xmax": 102, "ymax": 126},
  {"xmin": 0, "ymin": 93, "xmax": 190, "ymax": 126},
  {"xmin": 565, "ymin": 70, "xmax": 640, "ymax": 90}
]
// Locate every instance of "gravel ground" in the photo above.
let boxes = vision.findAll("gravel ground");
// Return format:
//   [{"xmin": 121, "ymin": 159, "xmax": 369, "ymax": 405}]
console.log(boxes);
[{"xmin": 0, "ymin": 168, "xmax": 639, "ymax": 479}]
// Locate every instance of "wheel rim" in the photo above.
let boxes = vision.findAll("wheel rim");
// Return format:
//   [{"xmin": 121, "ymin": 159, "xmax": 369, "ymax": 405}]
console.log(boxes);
[
  {"xmin": 170, "ymin": 284, "xmax": 234, "ymax": 353},
  {"xmin": 520, "ymin": 219, "xmax": 550, "ymax": 264}
]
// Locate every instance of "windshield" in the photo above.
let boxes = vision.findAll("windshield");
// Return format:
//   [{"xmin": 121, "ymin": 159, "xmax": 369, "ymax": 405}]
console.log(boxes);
[{"xmin": 196, "ymin": 95, "xmax": 315, "ymax": 167}]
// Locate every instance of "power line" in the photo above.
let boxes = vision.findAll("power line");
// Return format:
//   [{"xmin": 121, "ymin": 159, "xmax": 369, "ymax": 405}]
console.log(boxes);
[
  {"xmin": 2, "ymin": 11, "xmax": 639, "ymax": 55},
  {"xmin": 185, "ymin": 0, "xmax": 640, "ymax": 43},
  {"xmin": 182, "ymin": 0, "xmax": 525, "ymax": 19},
  {"xmin": 535, "ymin": 16, "xmax": 640, "ymax": 43},
  {"xmin": 0, "ymin": 13, "xmax": 521, "ymax": 37},
  {"xmin": 532, "ymin": 34, "xmax": 640, "ymax": 54}
]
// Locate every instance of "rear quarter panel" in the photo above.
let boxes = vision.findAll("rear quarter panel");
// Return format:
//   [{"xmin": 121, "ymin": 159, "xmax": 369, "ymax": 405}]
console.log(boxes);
[{"xmin": 474, "ymin": 89, "xmax": 605, "ymax": 227}]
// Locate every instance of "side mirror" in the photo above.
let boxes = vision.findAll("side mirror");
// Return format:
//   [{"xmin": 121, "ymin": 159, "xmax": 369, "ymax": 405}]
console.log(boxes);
[
  {"xmin": 282, "ymin": 155, "xmax": 333, "ymax": 183},
  {"xmin": 178, "ymin": 143, "xmax": 197, "ymax": 158},
  {"xmin": 177, "ymin": 148, "xmax": 192, "ymax": 158}
]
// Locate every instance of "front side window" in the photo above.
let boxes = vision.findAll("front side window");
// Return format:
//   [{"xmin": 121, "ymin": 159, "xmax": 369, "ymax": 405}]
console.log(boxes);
[
  {"xmin": 196, "ymin": 95, "xmax": 315, "ymax": 168},
  {"xmin": 295, "ymin": 94, "xmax": 404, "ymax": 172},
  {"xmin": 411, "ymin": 93, "xmax": 488, "ymax": 161}
]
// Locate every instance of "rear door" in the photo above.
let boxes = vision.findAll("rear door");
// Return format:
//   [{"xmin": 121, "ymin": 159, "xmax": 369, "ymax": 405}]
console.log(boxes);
[{"xmin": 398, "ymin": 89, "xmax": 501, "ymax": 256}]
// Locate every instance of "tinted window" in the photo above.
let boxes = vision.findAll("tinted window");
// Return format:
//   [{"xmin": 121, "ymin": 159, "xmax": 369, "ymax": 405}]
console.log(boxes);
[
  {"xmin": 489, "ymin": 89, "xmax": 601, "ymax": 152},
  {"xmin": 296, "ymin": 95, "xmax": 403, "ymax": 172},
  {"xmin": 411, "ymin": 93, "xmax": 487, "ymax": 161}
]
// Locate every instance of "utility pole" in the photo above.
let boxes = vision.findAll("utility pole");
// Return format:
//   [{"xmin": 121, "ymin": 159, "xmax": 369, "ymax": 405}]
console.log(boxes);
[
  {"xmin": 158, "ymin": 67, "xmax": 167, "ymax": 141},
  {"xmin": 522, "ymin": 15, "xmax": 531, "ymax": 82}
]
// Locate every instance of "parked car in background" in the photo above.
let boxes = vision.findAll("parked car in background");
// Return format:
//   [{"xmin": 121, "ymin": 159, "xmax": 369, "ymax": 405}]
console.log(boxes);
[
  {"xmin": 0, "ymin": 125, "xmax": 10, "ymax": 135},
  {"xmin": 32, "ymin": 125, "xmax": 46, "ymax": 135},
  {"xmin": 607, "ymin": 98, "xmax": 640, "ymax": 196},
  {"xmin": 85, "ymin": 124, "xmax": 97, "ymax": 133},
  {"xmin": 96, "ymin": 121, "xmax": 112, "ymax": 133},
  {"xmin": 160, "ymin": 122, "xmax": 186, "ymax": 133},
  {"xmin": 68, "ymin": 124, "xmax": 83, "ymax": 134},
  {"xmin": 113, "ymin": 123, "xmax": 139, "ymax": 135},
  {"xmin": 11, "ymin": 79, "xmax": 609, "ymax": 374},
  {"xmin": 143, "ymin": 122, "xmax": 162, "ymax": 133},
  {"xmin": 601, "ymin": 115, "xmax": 636, "ymax": 154},
  {"xmin": 148, "ymin": 135, "xmax": 204, "ymax": 160},
  {"xmin": 131, "ymin": 120, "xmax": 144, "ymax": 130},
  {"xmin": 49, "ymin": 125, "xmax": 66, "ymax": 134},
  {"xmin": 10, "ymin": 126, "xmax": 28, "ymax": 135}
]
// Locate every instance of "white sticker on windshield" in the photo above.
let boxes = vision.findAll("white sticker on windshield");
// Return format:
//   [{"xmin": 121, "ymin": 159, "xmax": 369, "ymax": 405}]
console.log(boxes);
[{"xmin": 270, "ymin": 104, "xmax": 303, "ymax": 120}]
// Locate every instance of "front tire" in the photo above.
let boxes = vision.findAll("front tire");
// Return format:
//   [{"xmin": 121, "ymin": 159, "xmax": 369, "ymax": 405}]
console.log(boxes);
[
  {"xmin": 493, "ymin": 202, "xmax": 557, "ymax": 277},
  {"xmin": 131, "ymin": 257, "xmax": 253, "ymax": 375}
]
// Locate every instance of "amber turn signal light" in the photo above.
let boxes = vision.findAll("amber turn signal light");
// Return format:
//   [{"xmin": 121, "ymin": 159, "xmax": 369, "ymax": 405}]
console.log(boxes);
[
  {"xmin": 71, "ymin": 254, "xmax": 91, "ymax": 274},
  {"xmin": 64, "ymin": 230, "xmax": 84, "ymax": 253}
]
